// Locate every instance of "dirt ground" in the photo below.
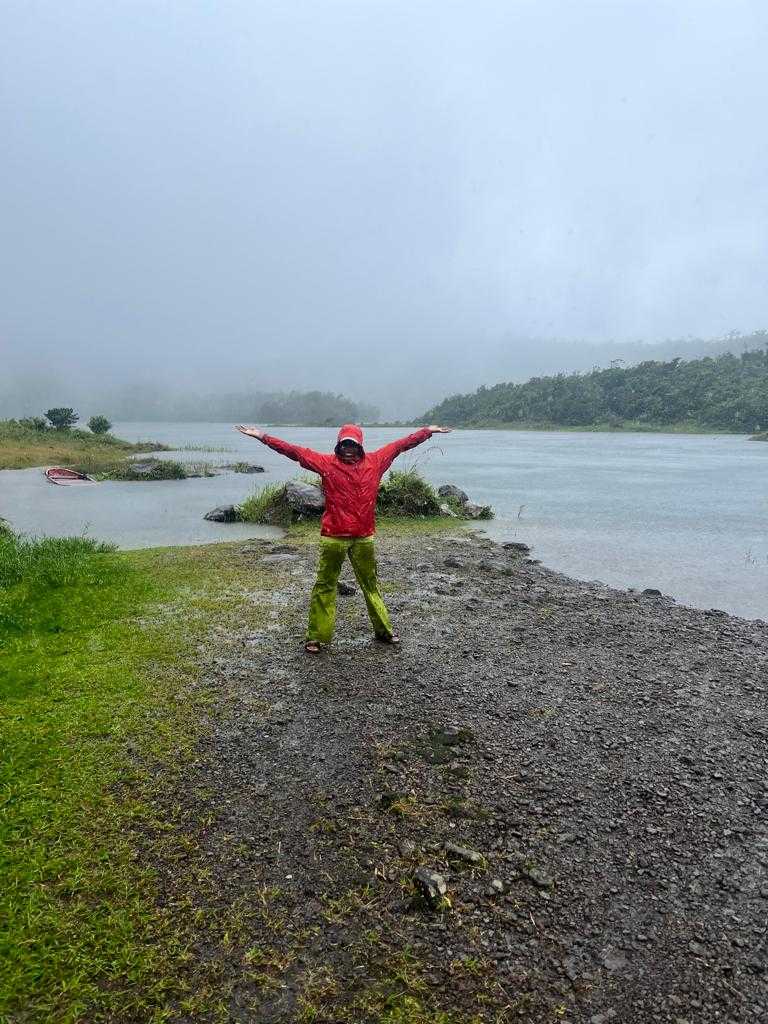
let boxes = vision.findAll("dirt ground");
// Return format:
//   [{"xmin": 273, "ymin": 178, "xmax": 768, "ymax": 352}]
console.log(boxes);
[{"xmin": 146, "ymin": 529, "xmax": 768, "ymax": 1023}]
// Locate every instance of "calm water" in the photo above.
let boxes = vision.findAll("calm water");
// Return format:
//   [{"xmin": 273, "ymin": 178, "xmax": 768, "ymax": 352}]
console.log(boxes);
[{"xmin": 2, "ymin": 422, "xmax": 766, "ymax": 620}]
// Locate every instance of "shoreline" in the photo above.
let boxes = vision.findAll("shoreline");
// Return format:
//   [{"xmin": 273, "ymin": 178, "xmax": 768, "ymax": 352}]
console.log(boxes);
[
  {"xmin": 5, "ymin": 522, "xmax": 768, "ymax": 1020},
  {"xmin": 148, "ymin": 527, "xmax": 768, "ymax": 1020}
]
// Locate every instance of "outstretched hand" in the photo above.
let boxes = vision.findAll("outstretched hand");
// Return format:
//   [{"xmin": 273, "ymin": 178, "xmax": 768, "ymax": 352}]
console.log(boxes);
[
  {"xmin": 428, "ymin": 425, "xmax": 452, "ymax": 433},
  {"xmin": 235, "ymin": 424, "xmax": 265, "ymax": 439}
]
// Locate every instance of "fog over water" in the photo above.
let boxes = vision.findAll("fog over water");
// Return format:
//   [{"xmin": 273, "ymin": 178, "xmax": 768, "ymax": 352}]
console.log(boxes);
[{"xmin": 2, "ymin": 2, "xmax": 767, "ymax": 417}]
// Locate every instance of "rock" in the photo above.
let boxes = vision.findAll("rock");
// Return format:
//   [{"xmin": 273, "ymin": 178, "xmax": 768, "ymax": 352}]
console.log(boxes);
[
  {"xmin": 337, "ymin": 581, "xmax": 356, "ymax": 596},
  {"xmin": 642, "ymin": 588, "xmax": 663, "ymax": 597},
  {"xmin": 439, "ymin": 502, "xmax": 459, "ymax": 518},
  {"xmin": 464, "ymin": 502, "xmax": 493, "ymax": 519},
  {"xmin": 523, "ymin": 865, "xmax": 554, "ymax": 889},
  {"xmin": 590, "ymin": 1012, "xmax": 617, "ymax": 1024},
  {"xmin": 204, "ymin": 505, "xmax": 241, "ymax": 522},
  {"xmin": 502, "ymin": 541, "xmax": 531, "ymax": 553},
  {"xmin": 688, "ymin": 941, "xmax": 708, "ymax": 957},
  {"xmin": 431, "ymin": 725, "xmax": 475, "ymax": 747},
  {"xmin": 438, "ymin": 484, "xmax": 469, "ymax": 504},
  {"xmin": 444, "ymin": 556, "xmax": 464, "ymax": 568},
  {"xmin": 399, "ymin": 840, "xmax": 417, "ymax": 857},
  {"xmin": 413, "ymin": 867, "xmax": 448, "ymax": 905},
  {"xmin": 489, "ymin": 878, "xmax": 505, "ymax": 894},
  {"xmin": 445, "ymin": 842, "xmax": 485, "ymax": 865},
  {"xmin": 284, "ymin": 480, "xmax": 325, "ymax": 516}
]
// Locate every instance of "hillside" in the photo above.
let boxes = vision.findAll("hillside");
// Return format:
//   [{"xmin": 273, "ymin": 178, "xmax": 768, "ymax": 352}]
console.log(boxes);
[{"xmin": 420, "ymin": 348, "xmax": 768, "ymax": 432}]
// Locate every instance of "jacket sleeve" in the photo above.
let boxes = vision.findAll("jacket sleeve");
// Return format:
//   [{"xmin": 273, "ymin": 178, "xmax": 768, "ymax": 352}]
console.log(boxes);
[
  {"xmin": 373, "ymin": 427, "xmax": 433, "ymax": 475},
  {"xmin": 258, "ymin": 434, "xmax": 329, "ymax": 475}
]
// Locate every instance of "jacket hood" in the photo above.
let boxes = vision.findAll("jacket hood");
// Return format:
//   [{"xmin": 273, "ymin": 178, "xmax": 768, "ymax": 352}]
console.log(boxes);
[{"xmin": 336, "ymin": 424, "xmax": 364, "ymax": 449}]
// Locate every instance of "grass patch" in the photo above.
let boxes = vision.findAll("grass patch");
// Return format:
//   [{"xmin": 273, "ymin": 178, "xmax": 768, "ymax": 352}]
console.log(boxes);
[
  {"xmin": 0, "ymin": 419, "xmax": 166, "ymax": 471},
  {"xmin": 238, "ymin": 482, "xmax": 290, "ymax": 525},
  {"xmin": 67, "ymin": 457, "xmax": 216, "ymax": 481},
  {"xmin": 0, "ymin": 533, "xmax": 270, "ymax": 1022},
  {"xmin": 377, "ymin": 470, "xmax": 442, "ymax": 517}
]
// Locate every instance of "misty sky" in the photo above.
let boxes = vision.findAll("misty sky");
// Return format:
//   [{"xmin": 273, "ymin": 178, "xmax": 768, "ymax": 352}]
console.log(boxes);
[{"xmin": 2, "ymin": 1, "xmax": 767, "ymax": 416}]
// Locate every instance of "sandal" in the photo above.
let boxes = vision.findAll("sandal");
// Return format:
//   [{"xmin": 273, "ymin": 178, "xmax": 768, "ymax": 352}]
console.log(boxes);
[
  {"xmin": 305, "ymin": 641, "xmax": 322, "ymax": 654},
  {"xmin": 375, "ymin": 633, "xmax": 401, "ymax": 646}
]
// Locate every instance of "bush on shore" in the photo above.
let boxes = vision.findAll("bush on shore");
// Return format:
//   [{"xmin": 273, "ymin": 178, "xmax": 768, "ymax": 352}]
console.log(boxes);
[
  {"xmin": 377, "ymin": 469, "xmax": 442, "ymax": 516},
  {"xmin": 238, "ymin": 483, "xmax": 289, "ymax": 524},
  {"xmin": 88, "ymin": 415, "xmax": 113, "ymax": 435}
]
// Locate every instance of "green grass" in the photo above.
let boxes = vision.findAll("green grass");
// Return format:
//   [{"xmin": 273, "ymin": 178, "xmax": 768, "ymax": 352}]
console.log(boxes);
[
  {"xmin": 67, "ymin": 457, "xmax": 216, "ymax": 481},
  {"xmin": 0, "ymin": 419, "xmax": 166, "ymax": 470},
  {"xmin": 377, "ymin": 470, "xmax": 441, "ymax": 517},
  {"xmin": 0, "ymin": 533, "xmax": 270, "ymax": 1022},
  {"xmin": 238, "ymin": 482, "xmax": 287, "ymax": 524}
]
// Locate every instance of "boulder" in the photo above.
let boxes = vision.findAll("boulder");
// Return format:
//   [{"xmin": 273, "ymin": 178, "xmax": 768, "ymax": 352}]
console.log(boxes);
[
  {"xmin": 503, "ymin": 541, "xmax": 531, "ymax": 554},
  {"xmin": 438, "ymin": 483, "xmax": 469, "ymax": 504},
  {"xmin": 463, "ymin": 501, "xmax": 493, "ymax": 520},
  {"xmin": 284, "ymin": 480, "xmax": 325, "ymax": 517},
  {"xmin": 204, "ymin": 505, "xmax": 241, "ymax": 523}
]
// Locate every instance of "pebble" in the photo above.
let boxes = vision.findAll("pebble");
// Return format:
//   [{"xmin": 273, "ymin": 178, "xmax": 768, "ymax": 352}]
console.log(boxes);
[
  {"xmin": 445, "ymin": 842, "xmax": 484, "ymax": 865},
  {"xmin": 413, "ymin": 868, "xmax": 448, "ymax": 905}
]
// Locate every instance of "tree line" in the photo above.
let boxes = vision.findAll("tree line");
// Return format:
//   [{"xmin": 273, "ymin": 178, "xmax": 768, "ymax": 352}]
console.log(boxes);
[{"xmin": 419, "ymin": 347, "xmax": 768, "ymax": 432}]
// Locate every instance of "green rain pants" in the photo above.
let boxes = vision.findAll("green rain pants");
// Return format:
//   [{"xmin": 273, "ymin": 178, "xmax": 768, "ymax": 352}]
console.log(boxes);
[{"xmin": 306, "ymin": 536, "xmax": 393, "ymax": 645}]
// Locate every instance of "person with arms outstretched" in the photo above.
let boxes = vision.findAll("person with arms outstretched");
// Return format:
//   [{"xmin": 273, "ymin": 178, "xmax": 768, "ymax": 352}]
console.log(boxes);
[{"xmin": 236, "ymin": 423, "xmax": 451, "ymax": 653}]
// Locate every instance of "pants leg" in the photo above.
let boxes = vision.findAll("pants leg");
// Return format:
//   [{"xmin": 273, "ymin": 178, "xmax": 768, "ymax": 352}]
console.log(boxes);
[
  {"xmin": 307, "ymin": 538, "xmax": 347, "ymax": 644},
  {"xmin": 347, "ymin": 538, "xmax": 394, "ymax": 639}
]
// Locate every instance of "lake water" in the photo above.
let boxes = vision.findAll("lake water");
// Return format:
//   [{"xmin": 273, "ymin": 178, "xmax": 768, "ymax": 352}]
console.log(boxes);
[{"xmin": 2, "ymin": 422, "xmax": 766, "ymax": 620}]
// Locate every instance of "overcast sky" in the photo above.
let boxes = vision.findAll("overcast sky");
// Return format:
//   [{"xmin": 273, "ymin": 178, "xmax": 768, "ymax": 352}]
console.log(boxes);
[{"xmin": 2, "ymin": 0, "xmax": 767, "ymax": 416}]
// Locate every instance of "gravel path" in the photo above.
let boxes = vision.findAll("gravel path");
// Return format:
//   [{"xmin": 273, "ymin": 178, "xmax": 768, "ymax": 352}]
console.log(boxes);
[{"xmin": 155, "ymin": 531, "xmax": 768, "ymax": 1023}]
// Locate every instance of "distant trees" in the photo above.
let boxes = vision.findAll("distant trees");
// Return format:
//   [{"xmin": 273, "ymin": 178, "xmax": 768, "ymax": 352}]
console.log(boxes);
[
  {"xmin": 253, "ymin": 390, "xmax": 375, "ymax": 425},
  {"xmin": 419, "ymin": 348, "xmax": 768, "ymax": 432},
  {"xmin": 87, "ymin": 415, "xmax": 112, "ymax": 435},
  {"xmin": 45, "ymin": 408, "xmax": 79, "ymax": 431}
]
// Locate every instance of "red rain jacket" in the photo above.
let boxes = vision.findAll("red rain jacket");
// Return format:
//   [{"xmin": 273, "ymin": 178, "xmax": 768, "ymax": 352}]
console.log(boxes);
[{"xmin": 259, "ymin": 424, "xmax": 433, "ymax": 537}]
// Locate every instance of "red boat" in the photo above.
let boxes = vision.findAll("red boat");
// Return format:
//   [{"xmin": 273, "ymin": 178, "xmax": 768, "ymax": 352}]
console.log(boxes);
[{"xmin": 45, "ymin": 467, "xmax": 96, "ymax": 485}]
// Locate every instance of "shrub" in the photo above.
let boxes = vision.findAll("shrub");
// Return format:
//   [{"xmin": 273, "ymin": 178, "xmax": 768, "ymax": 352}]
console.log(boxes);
[
  {"xmin": 19, "ymin": 416, "xmax": 48, "ymax": 432},
  {"xmin": 45, "ymin": 407, "xmax": 79, "ymax": 431},
  {"xmin": 87, "ymin": 415, "xmax": 112, "ymax": 435},
  {"xmin": 376, "ymin": 469, "xmax": 441, "ymax": 517}
]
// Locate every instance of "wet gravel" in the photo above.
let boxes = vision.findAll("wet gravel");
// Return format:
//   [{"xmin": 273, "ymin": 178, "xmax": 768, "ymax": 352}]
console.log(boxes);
[{"xmin": 157, "ymin": 531, "xmax": 768, "ymax": 1022}]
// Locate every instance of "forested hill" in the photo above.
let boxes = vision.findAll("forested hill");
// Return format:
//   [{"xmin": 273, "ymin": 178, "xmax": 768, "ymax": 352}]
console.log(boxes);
[{"xmin": 419, "ymin": 348, "xmax": 768, "ymax": 432}]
